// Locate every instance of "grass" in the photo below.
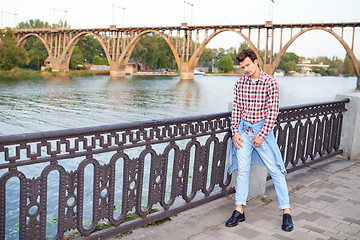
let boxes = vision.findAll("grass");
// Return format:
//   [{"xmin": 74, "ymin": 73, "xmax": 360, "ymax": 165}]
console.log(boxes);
[
  {"xmin": 0, "ymin": 68, "xmax": 95, "ymax": 79},
  {"xmin": 63, "ymin": 208, "xmax": 174, "ymax": 239},
  {"xmin": 260, "ymin": 195, "xmax": 273, "ymax": 205}
]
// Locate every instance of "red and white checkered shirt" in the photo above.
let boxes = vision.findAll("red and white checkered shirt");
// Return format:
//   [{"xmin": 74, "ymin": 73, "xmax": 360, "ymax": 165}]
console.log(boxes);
[{"xmin": 231, "ymin": 69, "xmax": 279, "ymax": 140}]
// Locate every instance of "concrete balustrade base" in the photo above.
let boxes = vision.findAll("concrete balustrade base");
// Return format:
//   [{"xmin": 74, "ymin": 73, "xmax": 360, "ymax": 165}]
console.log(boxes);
[{"xmin": 336, "ymin": 92, "xmax": 360, "ymax": 159}]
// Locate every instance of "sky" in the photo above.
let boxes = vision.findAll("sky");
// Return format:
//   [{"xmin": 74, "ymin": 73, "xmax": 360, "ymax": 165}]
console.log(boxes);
[{"xmin": 1, "ymin": 0, "xmax": 359, "ymax": 59}]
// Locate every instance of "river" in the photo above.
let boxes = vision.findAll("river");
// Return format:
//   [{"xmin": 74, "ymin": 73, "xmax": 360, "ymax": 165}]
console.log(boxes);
[
  {"xmin": 0, "ymin": 75, "xmax": 357, "ymax": 136},
  {"xmin": 0, "ymin": 74, "xmax": 358, "ymax": 239}
]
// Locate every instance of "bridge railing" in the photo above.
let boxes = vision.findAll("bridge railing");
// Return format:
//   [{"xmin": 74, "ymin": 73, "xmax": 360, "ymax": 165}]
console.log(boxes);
[{"xmin": 0, "ymin": 99, "xmax": 349, "ymax": 239}]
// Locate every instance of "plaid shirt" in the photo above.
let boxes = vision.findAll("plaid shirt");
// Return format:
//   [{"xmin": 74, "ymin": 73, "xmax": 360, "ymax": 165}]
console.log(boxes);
[{"xmin": 231, "ymin": 69, "xmax": 279, "ymax": 140}]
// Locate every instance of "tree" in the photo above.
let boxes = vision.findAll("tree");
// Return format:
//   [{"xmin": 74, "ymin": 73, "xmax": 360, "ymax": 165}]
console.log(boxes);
[
  {"xmin": 92, "ymin": 56, "xmax": 108, "ymax": 65},
  {"xmin": 0, "ymin": 28, "xmax": 28, "ymax": 70},
  {"xmin": 69, "ymin": 46, "xmax": 84, "ymax": 70},
  {"xmin": 77, "ymin": 35, "xmax": 107, "ymax": 64},
  {"xmin": 131, "ymin": 34, "xmax": 175, "ymax": 70},
  {"xmin": 344, "ymin": 53, "xmax": 355, "ymax": 76},
  {"xmin": 199, "ymin": 48, "xmax": 216, "ymax": 63},
  {"xmin": 218, "ymin": 55, "xmax": 235, "ymax": 72},
  {"xmin": 239, "ymin": 41, "xmax": 249, "ymax": 52},
  {"xmin": 277, "ymin": 52, "xmax": 300, "ymax": 72},
  {"xmin": 16, "ymin": 19, "xmax": 51, "ymax": 29}
]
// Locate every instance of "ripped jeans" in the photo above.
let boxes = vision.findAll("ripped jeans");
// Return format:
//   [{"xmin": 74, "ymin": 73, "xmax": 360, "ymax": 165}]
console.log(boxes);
[{"xmin": 234, "ymin": 130, "xmax": 291, "ymax": 209}]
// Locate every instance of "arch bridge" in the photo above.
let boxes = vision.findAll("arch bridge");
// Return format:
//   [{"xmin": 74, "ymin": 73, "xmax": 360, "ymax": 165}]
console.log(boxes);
[{"xmin": 14, "ymin": 21, "xmax": 360, "ymax": 88}]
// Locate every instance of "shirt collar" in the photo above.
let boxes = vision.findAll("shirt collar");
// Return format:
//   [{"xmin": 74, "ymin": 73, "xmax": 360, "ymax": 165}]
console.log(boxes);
[{"xmin": 245, "ymin": 68, "xmax": 266, "ymax": 83}]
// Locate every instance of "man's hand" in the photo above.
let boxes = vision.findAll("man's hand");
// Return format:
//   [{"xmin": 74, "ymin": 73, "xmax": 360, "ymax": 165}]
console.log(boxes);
[
  {"xmin": 233, "ymin": 133, "xmax": 244, "ymax": 149},
  {"xmin": 252, "ymin": 135, "xmax": 263, "ymax": 148}
]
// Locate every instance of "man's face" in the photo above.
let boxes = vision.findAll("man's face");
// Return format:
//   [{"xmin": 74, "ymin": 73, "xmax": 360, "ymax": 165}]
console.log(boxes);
[{"xmin": 240, "ymin": 57, "xmax": 259, "ymax": 78}]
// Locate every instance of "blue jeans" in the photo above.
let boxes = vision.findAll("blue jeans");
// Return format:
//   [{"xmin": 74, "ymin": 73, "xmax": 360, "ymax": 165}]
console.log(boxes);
[{"xmin": 235, "ymin": 131, "xmax": 291, "ymax": 209}]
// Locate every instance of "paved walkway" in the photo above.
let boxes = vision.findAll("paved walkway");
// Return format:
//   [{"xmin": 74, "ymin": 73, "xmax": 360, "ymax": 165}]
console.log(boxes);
[{"xmin": 120, "ymin": 155, "xmax": 360, "ymax": 240}]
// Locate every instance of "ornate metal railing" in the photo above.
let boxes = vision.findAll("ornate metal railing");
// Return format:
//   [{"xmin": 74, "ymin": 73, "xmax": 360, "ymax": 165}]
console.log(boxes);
[{"xmin": 0, "ymin": 99, "xmax": 349, "ymax": 239}]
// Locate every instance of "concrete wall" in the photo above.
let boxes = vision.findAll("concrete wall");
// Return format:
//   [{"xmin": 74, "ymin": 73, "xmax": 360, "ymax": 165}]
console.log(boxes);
[{"xmin": 336, "ymin": 92, "xmax": 360, "ymax": 159}]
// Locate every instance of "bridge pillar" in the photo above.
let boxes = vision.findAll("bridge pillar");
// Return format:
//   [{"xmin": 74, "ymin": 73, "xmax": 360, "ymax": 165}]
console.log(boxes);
[
  {"xmin": 263, "ymin": 64, "xmax": 274, "ymax": 76},
  {"xmin": 109, "ymin": 62, "xmax": 126, "ymax": 79},
  {"xmin": 48, "ymin": 55, "xmax": 70, "ymax": 72},
  {"xmin": 179, "ymin": 62, "xmax": 194, "ymax": 81}
]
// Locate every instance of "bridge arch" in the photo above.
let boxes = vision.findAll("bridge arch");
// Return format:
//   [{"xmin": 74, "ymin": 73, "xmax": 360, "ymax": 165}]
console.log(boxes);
[
  {"xmin": 62, "ymin": 31, "xmax": 112, "ymax": 68},
  {"xmin": 17, "ymin": 33, "xmax": 55, "ymax": 68},
  {"xmin": 118, "ymin": 30, "xmax": 182, "ymax": 72},
  {"xmin": 272, "ymin": 27, "xmax": 360, "ymax": 77},
  {"xmin": 188, "ymin": 28, "xmax": 262, "ymax": 72}
]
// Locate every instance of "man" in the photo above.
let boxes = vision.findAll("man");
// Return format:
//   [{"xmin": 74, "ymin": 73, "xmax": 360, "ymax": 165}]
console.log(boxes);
[{"xmin": 225, "ymin": 48, "xmax": 293, "ymax": 232}]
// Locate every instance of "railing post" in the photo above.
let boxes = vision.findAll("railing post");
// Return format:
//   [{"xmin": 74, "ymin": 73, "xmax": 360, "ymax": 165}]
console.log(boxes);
[{"xmin": 336, "ymin": 94, "xmax": 360, "ymax": 158}]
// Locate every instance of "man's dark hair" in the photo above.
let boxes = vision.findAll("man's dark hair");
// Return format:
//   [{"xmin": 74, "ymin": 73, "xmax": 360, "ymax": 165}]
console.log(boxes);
[{"xmin": 236, "ymin": 48, "xmax": 257, "ymax": 63}]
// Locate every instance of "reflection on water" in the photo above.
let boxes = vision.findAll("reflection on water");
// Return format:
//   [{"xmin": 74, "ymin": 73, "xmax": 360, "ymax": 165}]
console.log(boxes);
[
  {"xmin": 174, "ymin": 79, "xmax": 200, "ymax": 106},
  {"xmin": 0, "ymin": 75, "xmax": 358, "ymax": 136}
]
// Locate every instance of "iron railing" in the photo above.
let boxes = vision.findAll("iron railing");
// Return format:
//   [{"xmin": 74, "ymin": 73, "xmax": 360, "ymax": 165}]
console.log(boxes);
[{"xmin": 0, "ymin": 99, "xmax": 349, "ymax": 239}]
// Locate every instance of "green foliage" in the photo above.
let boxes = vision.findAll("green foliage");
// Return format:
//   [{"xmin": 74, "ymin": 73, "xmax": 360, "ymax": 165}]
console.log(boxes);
[
  {"xmin": 199, "ymin": 48, "xmax": 216, "ymax": 63},
  {"xmin": 277, "ymin": 52, "xmax": 300, "ymax": 72},
  {"xmin": 69, "ymin": 46, "xmax": 85, "ymax": 70},
  {"xmin": 239, "ymin": 41, "xmax": 250, "ymax": 52},
  {"xmin": 116, "ymin": 231, "xmax": 133, "ymax": 238},
  {"xmin": 344, "ymin": 53, "xmax": 355, "ymax": 76},
  {"xmin": 19, "ymin": 36, "xmax": 48, "ymax": 70},
  {"xmin": 218, "ymin": 55, "xmax": 235, "ymax": 72},
  {"xmin": 77, "ymin": 35, "xmax": 107, "ymax": 64},
  {"xmin": 316, "ymin": 56, "xmax": 344, "ymax": 75},
  {"xmin": 131, "ymin": 34, "xmax": 175, "ymax": 70},
  {"xmin": 0, "ymin": 28, "xmax": 28, "ymax": 70},
  {"xmin": 16, "ymin": 19, "xmax": 51, "ymax": 29}
]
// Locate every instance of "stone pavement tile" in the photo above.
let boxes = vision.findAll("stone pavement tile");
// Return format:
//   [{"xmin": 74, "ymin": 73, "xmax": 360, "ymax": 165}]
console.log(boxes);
[
  {"xmin": 292, "ymin": 218, "xmax": 311, "ymax": 228},
  {"xmin": 322, "ymin": 230, "xmax": 359, "ymax": 240},
  {"xmin": 304, "ymin": 200, "xmax": 328, "ymax": 210},
  {"xmin": 334, "ymin": 223, "xmax": 360, "ymax": 235},
  {"xmin": 272, "ymin": 233, "xmax": 293, "ymax": 240},
  {"xmin": 317, "ymin": 195, "xmax": 339, "ymax": 203},
  {"xmin": 302, "ymin": 190, "xmax": 323, "ymax": 199},
  {"xmin": 344, "ymin": 217, "xmax": 360, "ymax": 225},
  {"xmin": 295, "ymin": 212, "xmax": 321, "ymax": 222},
  {"xmin": 314, "ymin": 216, "xmax": 340, "ymax": 228},
  {"xmin": 203, "ymin": 229, "xmax": 225, "ymax": 239},
  {"xmin": 324, "ymin": 190, "xmax": 344, "ymax": 197},
  {"xmin": 234, "ymin": 227, "xmax": 261, "ymax": 239},
  {"xmin": 252, "ymin": 234, "xmax": 279, "ymax": 240},
  {"xmin": 347, "ymin": 198, "xmax": 360, "ymax": 204},
  {"xmin": 189, "ymin": 233, "xmax": 211, "ymax": 240},
  {"xmin": 291, "ymin": 195, "xmax": 318, "ymax": 205},
  {"xmin": 317, "ymin": 224, "xmax": 339, "ymax": 234},
  {"xmin": 215, "ymin": 229, "xmax": 248, "ymax": 240},
  {"xmin": 288, "ymin": 230, "xmax": 318, "ymax": 240},
  {"xmin": 251, "ymin": 219, "xmax": 282, "ymax": 232},
  {"xmin": 303, "ymin": 224, "xmax": 326, "ymax": 234},
  {"xmin": 251, "ymin": 225, "xmax": 283, "ymax": 236}
]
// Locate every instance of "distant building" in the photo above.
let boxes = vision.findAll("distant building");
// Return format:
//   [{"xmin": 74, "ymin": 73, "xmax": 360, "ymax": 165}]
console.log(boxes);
[{"xmin": 296, "ymin": 59, "xmax": 329, "ymax": 76}]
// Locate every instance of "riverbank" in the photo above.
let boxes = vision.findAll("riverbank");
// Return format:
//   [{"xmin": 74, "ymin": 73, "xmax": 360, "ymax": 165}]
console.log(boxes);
[{"xmin": 0, "ymin": 69, "xmax": 97, "ymax": 79}]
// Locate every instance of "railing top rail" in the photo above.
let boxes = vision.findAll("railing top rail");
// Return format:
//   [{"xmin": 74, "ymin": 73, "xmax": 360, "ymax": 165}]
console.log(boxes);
[
  {"xmin": 0, "ymin": 111, "xmax": 230, "ymax": 145},
  {"xmin": 12, "ymin": 22, "xmax": 360, "ymax": 33},
  {"xmin": 0, "ymin": 99, "xmax": 349, "ymax": 145},
  {"xmin": 279, "ymin": 98, "xmax": 350, "ymax": 112}
]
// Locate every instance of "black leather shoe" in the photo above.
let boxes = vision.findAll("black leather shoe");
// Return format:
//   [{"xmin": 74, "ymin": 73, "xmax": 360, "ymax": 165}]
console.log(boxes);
[
  {"xmin": 225, "ymin": 210, "xmax": 245, "ymax": 227},
  {"xmin": 282, "ymin": 213, "xmax": 294, "ymax": 232}
]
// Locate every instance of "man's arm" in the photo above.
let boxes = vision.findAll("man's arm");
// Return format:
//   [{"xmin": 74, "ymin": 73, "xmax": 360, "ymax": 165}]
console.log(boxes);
[
  {"xmin": 230, "ymin": 81, "xmax": 241, "ymax": 136},
  {"xmin": 257, "ymin": 79, "xmax": 279, "ymax": 140}
]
